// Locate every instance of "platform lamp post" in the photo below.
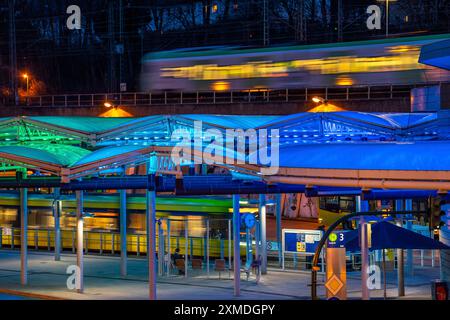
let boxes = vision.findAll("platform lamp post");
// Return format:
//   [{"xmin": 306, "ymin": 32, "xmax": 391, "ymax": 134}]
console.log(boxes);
[
  {"xmin": 377, "ymin": 0, "xmax": 397, "ymax": 37},
  {"xmin": 233, "ymin": 194, "xmax": 241, "ymax": 297},
  {"xmin": 22, "ymin": 74, "xmax": 29, "ymax": 105},
  {"xmin": 22, "ymin": 73, "xmax": 29, "ymax": 95},
  {"xmin": 147, "ymin": 154, "xmax": 158, "ymax": 300}
]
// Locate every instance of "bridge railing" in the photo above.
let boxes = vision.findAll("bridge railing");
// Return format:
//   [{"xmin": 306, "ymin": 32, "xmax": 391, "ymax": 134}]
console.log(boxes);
[{"xmin": 21, "ymin": 84, "xmax": 431, "ymax": 107}]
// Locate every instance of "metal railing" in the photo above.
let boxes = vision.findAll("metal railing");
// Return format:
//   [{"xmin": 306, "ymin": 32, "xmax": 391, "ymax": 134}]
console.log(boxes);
[
  {"xmin": 20, "ymin": 83, "xmax": 428, "ymax": 108},
  {"xmin": 0, "ymin": 226, "xmax": 239, "ymax": 259}
]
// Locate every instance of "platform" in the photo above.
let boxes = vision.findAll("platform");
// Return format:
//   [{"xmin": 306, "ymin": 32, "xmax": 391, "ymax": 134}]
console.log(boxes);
[{"xmin": 0, "ymin": 250, "xmax": 437, "ymax": 300}]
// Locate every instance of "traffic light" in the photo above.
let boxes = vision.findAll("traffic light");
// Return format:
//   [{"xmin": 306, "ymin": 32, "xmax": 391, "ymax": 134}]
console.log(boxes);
[{"xmin": 430, "ymin": 198, "xmax": 447, "ymax": 238}]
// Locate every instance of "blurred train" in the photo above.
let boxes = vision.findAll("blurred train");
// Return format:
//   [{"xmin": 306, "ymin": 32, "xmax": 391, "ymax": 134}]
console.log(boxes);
[{"xmin": 140, "ymin": 34, "xmax": 450, "ymax": 92}]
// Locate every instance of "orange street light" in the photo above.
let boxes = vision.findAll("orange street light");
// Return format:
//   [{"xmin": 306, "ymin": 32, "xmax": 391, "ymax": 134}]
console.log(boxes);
[
  {"xmin": 22, "ymin": 74, "xmax": 30, "ymax": 96},
  {"xmin": 312, "ymin": 96, "xmax": 326, "ymax": 104},
  {"xmin": 104, "ymin": 102, "xmax": 113, "ymax": 108}
]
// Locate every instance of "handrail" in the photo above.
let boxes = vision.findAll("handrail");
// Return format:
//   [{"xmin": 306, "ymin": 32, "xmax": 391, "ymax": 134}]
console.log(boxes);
[{"xmin": 17, "ymin": 82, "xmax": 447, "ymax": 108}]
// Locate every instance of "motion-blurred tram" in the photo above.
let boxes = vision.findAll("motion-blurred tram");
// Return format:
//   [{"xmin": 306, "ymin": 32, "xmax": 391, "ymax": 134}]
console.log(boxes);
[{"xmin": 140, "ymin": 34, "xmax": 450, "ymax": 92}]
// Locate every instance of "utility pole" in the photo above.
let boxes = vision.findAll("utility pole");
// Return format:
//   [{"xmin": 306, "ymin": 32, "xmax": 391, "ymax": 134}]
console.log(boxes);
[
  {"xmin": 386, "ymin": 0, "xmax": 389, "ymax": 37},
  {"xmin": 108, "ymin": 0, "xmax": 116, "ymax": 93},
  {"xmin": 118, "ymin": 0, "xmax": 124, "ymax": 90},
  {"xmin": 337, "ymin": 0, "xmax": 343, "ymax": 42},
  {"xmin": 295, "ymin": 0, "xmax": 306, "ymax": 42},
  {"xmin": 262, "ymin": 0, "xmax": 269, "ymax": 46},
  {"xmin": 9, "ymin": 0, "xmax": 18, "ymax": 105}
]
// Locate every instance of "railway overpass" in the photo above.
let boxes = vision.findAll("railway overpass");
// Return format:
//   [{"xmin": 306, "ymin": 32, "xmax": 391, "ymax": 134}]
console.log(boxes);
[{"xmin": 0, "ymin": 84, "xmax": 436, "ymax": 117}]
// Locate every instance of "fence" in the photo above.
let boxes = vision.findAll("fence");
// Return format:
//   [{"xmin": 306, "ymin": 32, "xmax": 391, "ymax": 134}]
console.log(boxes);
[
  {"xmin": 0, "ymin": 226, "xmax": 245, "ymax": 259},
  {"xmin": 21, "ymin": 83, "xmax": 426, "ymax": 108}
]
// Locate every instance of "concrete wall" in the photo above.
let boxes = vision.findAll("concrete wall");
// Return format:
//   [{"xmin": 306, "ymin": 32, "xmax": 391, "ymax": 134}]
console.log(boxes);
[{"xmin": 0, "ymin": 98, "xmax": 411, "ymax": 117}]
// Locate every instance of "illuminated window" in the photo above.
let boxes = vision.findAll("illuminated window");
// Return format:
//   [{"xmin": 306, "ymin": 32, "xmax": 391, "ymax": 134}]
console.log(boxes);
[{"xmin": 212, "ymin": 4, "xmax": 218, "ymax": 13}]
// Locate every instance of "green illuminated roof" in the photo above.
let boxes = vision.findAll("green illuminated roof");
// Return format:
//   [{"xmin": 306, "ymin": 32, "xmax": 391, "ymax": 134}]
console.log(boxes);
[
  {"xmin": 27, "ymin": 117, "xmax": 135, "ymax": 133},
  {"xmin": 0, "ymin": 144, "xmax": 90, "ymax": 166}
]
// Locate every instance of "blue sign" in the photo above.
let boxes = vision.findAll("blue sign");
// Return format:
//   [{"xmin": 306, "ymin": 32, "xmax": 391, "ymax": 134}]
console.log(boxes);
[
  {"xmin": 267, "ymin": 241, "xmax": 279, "ymax": 251},
  {"xmin": 283, "ymin": 229, "xmax": 322, "ymax": 254}
]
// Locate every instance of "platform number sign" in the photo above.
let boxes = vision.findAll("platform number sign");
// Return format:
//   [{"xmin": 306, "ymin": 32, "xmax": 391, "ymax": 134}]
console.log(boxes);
[{"xmin": 327, "ymin": 231, "xmax": 348, "ymax": 248}]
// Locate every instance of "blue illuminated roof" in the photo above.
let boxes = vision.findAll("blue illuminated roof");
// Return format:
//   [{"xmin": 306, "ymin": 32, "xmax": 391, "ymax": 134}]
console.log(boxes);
[
  {"xmin": 419, "ymin": 38, "xmax": 450, "ymax": 70},
  {"xmin": 278, "ymin": 141, "xmax": 450, "ymax": 171}
]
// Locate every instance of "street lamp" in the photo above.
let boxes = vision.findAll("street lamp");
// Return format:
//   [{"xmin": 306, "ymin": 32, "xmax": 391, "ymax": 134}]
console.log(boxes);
[
  {"xmin": 104, "ymin": 102, "xmax": 114, "ymax": 108},
  {"xmin": 378, "ymin": 0, "xmax": 397, "ymax": 37},
  {"xmin": 312, "ymin": 96, "xmax": 327, "ymax": 104},
  {"xmin": 22, "ymin": 73, "xmax": 29, "ymax": 96}
]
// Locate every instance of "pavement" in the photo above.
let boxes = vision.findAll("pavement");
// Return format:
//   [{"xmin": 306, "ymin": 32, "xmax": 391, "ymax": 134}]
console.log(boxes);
[{"xmin": 0, "ymin": 249, "xmax": 438, "ymax": 300}]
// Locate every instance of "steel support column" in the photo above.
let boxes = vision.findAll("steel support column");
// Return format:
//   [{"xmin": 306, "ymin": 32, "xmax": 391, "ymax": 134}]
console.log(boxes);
[
  {"xmin": 395, "ymin": 199, "xmax": 405, "ymax": 296},
  {"xmin": 206, "ymin": 219, "xmax": 210, "ymax": 277},
  {"xmin": 246, "ymin": 227, "xmax": 251, "ymax": 263},
  {"xmin": 255, "ymin": 220, "xmax": 261, "ymax": 261},
  {"xmin": 259, "ymin": 194, "xmax": 267, "ymax": 274},
  {"xmin": 357, "ymin": 196, "xmax": 370, "ymax": 300},
  {"xmin": 166, "ymin": 219, "xmax": 171, "ymax": 277},
  {"xmin": 53, "ymin": 188, "xmax": 61, "ymax": 261},
  {"xmin": 233, "ymin": 194, "xmax": 241, "ymax": 296},
  {"xmin": 276, "ymin": 194, "xmax": 282, "ymax": 267},
  {"xmin": 146, "ymin": 188, "xmax": 157, "ymax": 300},
  {"xmin": 184, "ymin": 220, "xmax": 188, "ymax": 278},
  {"xmin": 405, "ymin": 199, "xmax": 414, "ymax": 275},
  {"xmin": 76, "ymin": 190, "xmax": 84, "ymax": 293},
  {"xmin": 120, "ymin": 189, "xmax": 127, "ymax": 276},
  {"xmin": 20, "ymin": 186, "xmax": 28, "ymax": 285},
  {"xmin": 228, "ymin": 219, "xmax": 232, "ymax": 270}
]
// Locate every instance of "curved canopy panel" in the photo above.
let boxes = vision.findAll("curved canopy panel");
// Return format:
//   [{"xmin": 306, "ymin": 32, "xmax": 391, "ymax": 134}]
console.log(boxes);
[
  {"xmin": 0, "ymin": 144, "xmax": 90, "ymax": 167},
  {"xmin": 26, "ymin": 116, "xmax": 135, "ymax": 134},
  {"xmin": 71, "ymin": 145, "xmax": 153, "ymax": 167},
  {"xmin": 420, "ymin": 38, "xmax": 450, "ymax": 70},
  {"xmin": 179, "ymin": 114, "xmax": 278, "ymax": 129},
  {"xmin": 277, "ymin": 141, "xmax": 450, "ymax": 171}
]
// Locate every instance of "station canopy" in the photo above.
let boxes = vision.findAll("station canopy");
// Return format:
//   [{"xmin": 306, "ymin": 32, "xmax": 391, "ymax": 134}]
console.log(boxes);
[
  {"xmin": 0, "ymin": 112, "xmax": 449, "ymax": 190},
  {"xmin": 420, "ymin": 38, "xmax": 450, "ymax": 70}
]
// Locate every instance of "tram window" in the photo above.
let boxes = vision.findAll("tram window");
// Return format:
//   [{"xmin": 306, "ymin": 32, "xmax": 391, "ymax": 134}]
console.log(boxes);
[
  {"xmin": 0, "ymin": 208, "xmax": 19, "ymax": 228},
  {"xmin": 320, "ymin": 196, "xmax": 354, "ymax": 213}
]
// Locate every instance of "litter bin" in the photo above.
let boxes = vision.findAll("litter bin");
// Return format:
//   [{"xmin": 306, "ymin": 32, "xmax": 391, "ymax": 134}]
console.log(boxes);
[{"xmin": 431, "ymin": 280, "xmax": 448, "ymax": 300}]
